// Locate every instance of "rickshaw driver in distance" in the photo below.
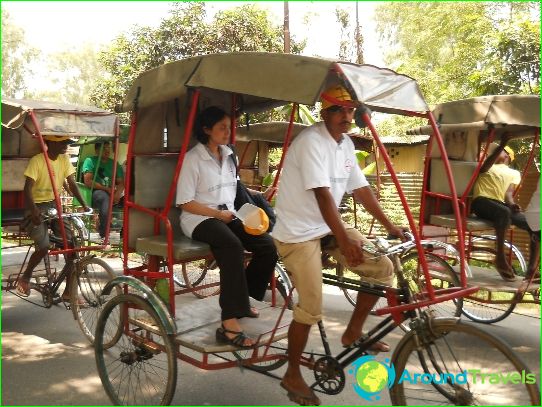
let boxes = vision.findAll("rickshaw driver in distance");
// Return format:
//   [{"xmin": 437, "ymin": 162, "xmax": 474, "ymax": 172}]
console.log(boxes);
[
  {"xmin": 82, "ymin": 141, "xmax": 125, "ymax": 240},
  {"xmin": 16, "ymin": 135, "xmax": 91, "ymax": 299},
  {"xmin": 272, "ymin": 85, "xmax": 406, "ymax": 406},
  {"xmin": 472, "ymin": 134, "xmax": 540, "ymax": 282}
]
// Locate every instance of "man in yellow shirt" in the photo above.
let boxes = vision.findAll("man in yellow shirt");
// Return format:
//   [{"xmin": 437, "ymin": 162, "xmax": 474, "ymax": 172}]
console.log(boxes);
[
  {"xmin": 16, "ymin": 135, "xmax": 90, "ymax": 299},
  {"xmin": 472, "ymin": 134, "xmax": 536, "ymax": 281}
]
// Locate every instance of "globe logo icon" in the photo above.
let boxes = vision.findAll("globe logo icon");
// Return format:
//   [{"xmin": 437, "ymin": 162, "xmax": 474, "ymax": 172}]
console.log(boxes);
[{"xmin": 349, "ymin": 355, "xmax": 396, "ymax": 401}]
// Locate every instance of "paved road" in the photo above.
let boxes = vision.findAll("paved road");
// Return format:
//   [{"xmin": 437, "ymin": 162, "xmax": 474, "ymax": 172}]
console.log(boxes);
[{"xmin": 1, "ymin": 250, "xmax": 540, "ymax": 405}]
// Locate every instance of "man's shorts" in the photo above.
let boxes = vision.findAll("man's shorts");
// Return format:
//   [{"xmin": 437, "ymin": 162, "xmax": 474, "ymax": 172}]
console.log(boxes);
[
  {"xmin": 273, "ymin": 227, "xmax": 394, "ymax": 325},
  {"xmin": 22, "ymin": 201, "xmax": 73, "ymax": 251}
]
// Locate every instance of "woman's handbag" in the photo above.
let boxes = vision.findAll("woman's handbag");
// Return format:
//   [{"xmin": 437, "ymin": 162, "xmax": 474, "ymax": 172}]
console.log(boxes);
[{"xmin": 229, "ymin": 146, "xmax": 276, "ymax": 232}]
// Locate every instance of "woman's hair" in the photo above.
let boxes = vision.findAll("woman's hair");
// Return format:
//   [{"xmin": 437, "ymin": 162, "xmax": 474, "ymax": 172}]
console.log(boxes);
[{"xmin": 194, "ymin": 106, "xmax": 229, "ymax": 144}]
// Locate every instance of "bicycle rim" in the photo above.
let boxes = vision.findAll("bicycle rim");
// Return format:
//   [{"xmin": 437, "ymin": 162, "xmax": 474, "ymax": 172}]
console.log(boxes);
[
  {"xmin": 390, "ymin": 318, "xmax": 540, "ymax": 405},
  {"xmin": 95, "ymin": 294, "xmax": 177, "ymax": 405},
  {"xmin": 71, "ymin": 257, "xmax": 120, "ymax": 347},
  {"xmin": 401, "ymin": 252, "xmax": 463, "ymax": 319},
  {"xmin": 177, "ymin": 259, "xmax": 220, "ymax": 298},
  {"xmin": 462, "ymin": 247, "xmax": 517, "ymax": 324}
]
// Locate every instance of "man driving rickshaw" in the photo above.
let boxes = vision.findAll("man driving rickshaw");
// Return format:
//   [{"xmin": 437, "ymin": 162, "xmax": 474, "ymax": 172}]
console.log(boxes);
[
  {"xmin": 273, "ymin": 85, "xmax": 406, "ymax": 406},
  {"xmin": 16, "ymin": 135, "xmax": 91, "ymax": 299}
]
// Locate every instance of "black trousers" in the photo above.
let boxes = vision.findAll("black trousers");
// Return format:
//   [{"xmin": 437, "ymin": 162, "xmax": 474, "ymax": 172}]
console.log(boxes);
[
  {"xmin": 472, "ymin": 197, "xmax": 535, "ymax": 238},
  {"xmin": 192, "ymin": 218, "xmax": 278, "ymax": 320}
]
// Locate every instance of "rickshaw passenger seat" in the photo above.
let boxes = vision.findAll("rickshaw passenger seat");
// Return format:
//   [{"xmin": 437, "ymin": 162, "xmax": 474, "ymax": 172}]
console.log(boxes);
[
  {"xmin": 429, "ymin": 213, "xmax": 495, "ymax": 231},
  {"xmin": 429, "ymin": 158, "xmax": 478, "ymax": 197},
  {"xmin": 132, "ymin": 156, "xmax": 212, "ymax": 261}
]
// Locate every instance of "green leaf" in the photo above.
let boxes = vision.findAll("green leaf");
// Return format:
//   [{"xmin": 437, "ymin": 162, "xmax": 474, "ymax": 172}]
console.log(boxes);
[{"xmin": 362, "ymin": 162, "xmax": 376, "ymax": 175}]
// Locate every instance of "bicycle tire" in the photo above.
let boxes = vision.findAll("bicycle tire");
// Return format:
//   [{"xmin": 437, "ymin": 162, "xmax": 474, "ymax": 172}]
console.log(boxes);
[
  {"xmin": 343, "ymin": 251, "xmax": 463, "ymax": 322},
  {"xmin": 177, "ymin": 259, "xmax": 220, "ymax": 299},
  {"xmin": 95, "ymin": 293, "xmax": 177, "ymax": 406},
  {"xmin": 400, "ymin": 251, "xmax": 463, "ymax": 319},
  {"xmin": 462, "ymin": 247, "xmax": 517, "ymax": 324},
  {"xmin": 264, "ymin": 263, "xmax": 294, "ymax": 311},
  {"xmin": 390, "ymin": 318, "xmax": 540, "ymax": 405},
  {"xmin": 335, "ymin": 263, "xmax": 358, "ymax": 307},
  {"xmin": 70, "ymin": 257, "xmax": 120, "ymax": 347}
]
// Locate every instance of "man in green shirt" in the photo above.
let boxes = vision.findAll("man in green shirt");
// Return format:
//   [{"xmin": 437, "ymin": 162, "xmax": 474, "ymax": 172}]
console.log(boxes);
[{"xmin": 82, "ymin": 142, "xmax": 124, "ymax": 239}]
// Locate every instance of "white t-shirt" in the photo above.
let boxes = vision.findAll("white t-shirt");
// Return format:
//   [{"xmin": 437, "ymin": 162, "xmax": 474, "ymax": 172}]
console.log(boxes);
[
  {"xmin": 273, "ymin": 122, "xmax": 368, "ymax": 243},
  {"xmin": 176, "ymin": 143, "xmax": 237, "ymax": 237}
]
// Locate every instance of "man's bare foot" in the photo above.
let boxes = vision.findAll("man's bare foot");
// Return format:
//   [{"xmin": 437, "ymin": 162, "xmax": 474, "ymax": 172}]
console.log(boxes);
[
  {"xmin": 15, "ymin": 279, "xmax": 30, "ymax": 297},
  {"xmin": 342, "ymin": 331, "xmax": 390, "ymax": 352},
  {"xmin": 281, "ymin": 373, "xmax": 320, "ymax": 406}
]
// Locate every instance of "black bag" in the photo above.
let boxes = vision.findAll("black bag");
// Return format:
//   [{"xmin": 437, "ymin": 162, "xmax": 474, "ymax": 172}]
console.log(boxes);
[{"xmin": 229, "ymin": 146, "xmax": 276, "ymax": 232}]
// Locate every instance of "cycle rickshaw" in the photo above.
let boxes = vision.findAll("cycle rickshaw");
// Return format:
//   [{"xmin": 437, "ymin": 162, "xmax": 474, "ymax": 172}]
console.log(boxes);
[
  {"xmin": 1, "ymin": 98, "xmax": 121, "ymax": 344},
  {"xmin": 407, "ymin": 95, "xmax": 541, "ymax": 323},
  {"xmin": 93, "ymin": 53, "xmax": 540, "ymax": 405}
]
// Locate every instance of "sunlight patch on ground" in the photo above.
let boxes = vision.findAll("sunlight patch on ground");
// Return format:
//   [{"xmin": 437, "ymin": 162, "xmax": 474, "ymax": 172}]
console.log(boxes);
[
  {"xmin": 2, "ymin": 331, "xmax": 76, "ymax": 362},
  {"xmin": 49, "ymin": 375, "xmax": 104, "ymax": 395}
]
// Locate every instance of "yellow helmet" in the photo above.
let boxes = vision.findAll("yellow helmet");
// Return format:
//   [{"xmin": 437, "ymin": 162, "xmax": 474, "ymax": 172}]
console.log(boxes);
[
  {"xmin": 243, "ymin": 207, "xmax": 269, "ymax": 236},
  {"xmin": 503, "ymin": 145, "xmax": 515, "ymax": 162}
]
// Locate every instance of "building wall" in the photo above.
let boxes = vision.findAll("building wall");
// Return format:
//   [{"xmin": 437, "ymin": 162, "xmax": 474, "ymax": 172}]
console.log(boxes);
[{"xmin": 376, "ymin": 145, "xmax": 427, "ymax": 173}]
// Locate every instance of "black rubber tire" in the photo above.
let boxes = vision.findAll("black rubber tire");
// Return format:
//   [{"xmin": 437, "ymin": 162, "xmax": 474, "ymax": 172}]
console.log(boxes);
[
  {"xmin": 390, "ymin": 318, "xmax": 540, "ymax": 405},
  {"xmin": 70, "ymin": 257, "xmax": 120, "ymax": 347},
  {"xmin": 400, "ymin": 251, "xmax": 463, "ymax": 319},
  {"xmin": 95, "ymin": 293, "xmax": 177, "ymax": 405},
  {"xmin": 176, "ymin": 259, "xmax": 220, "ymax": 299},
  {"xmin": 462, "ymin": 247, "xmax": 517, "ymax": 324}
]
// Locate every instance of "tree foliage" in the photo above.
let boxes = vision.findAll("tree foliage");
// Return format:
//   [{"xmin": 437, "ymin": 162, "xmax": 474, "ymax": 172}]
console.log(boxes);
[
  {"xmin": 373, "ymin": 2, "xmax": 540, "ymax": 136},
  {"xmin": 91, "ymin": 2, "xmax": 305, "ymax": 114},
  {"xmin": 375, "ymin": 2, "xmax": 540, "ymax": 103},
  {"xmin": 31, "ymin": 44, "xmax": 103, "ymax": 104},
  {"xmin": 1, "ymin": 9, "xmax": 37, "ymax": 97}
]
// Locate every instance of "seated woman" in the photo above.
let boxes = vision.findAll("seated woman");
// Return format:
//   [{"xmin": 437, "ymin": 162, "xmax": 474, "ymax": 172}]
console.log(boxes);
[{"xmin": 176, "ymin": 106, "xmax": 278, "ymax": 348}]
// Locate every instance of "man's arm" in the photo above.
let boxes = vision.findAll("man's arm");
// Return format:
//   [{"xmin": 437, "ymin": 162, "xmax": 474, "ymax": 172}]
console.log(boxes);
[
  {"xmin": 83, "ymin": 172, "xmax": 112, "ymax": 194},
  {"xmin": 504, "ymin": 184, "xmax": 521, "ymax": 213},
  {"xmin": 480, "ymin": 134, "xmax": 512, "ymax": 173},
  {"xmin": 113, "ymin": 177, "xmax": 125, "ymax": 204},
  {"xmin": 24, "ymin": 177, "xmax": 41, "ymax": 225},
  {"xmin": 67, "ymin": 174, "xmax": 91, "ymax": 212},
  {"xmin": 314, "ymin": 187, "xmax": 364, "ymax": 267},
  {"xmin": 352, "ymin": 186, "xmax": 406, "ymax": 239}
]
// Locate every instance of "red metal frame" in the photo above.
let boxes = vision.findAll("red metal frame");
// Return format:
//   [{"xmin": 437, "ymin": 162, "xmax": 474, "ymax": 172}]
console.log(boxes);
[{"xmin": 24, "ymin": 111, "xmax": 119, "ymax": 256}]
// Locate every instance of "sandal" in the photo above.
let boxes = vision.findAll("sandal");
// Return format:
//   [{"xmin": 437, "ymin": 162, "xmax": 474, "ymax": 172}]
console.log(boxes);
[
  {"xmin": 216, "ymin": 324, "xmax": 254, "ymax": 349},
  {"xmin": 15, "ymin": 280, "xmax": 30, "ymax": 297},
  {"xmin": 496, "ymin": 266, "xmax": 516, "ymax": 282},
  {"xmin": 343, "ymin": 334, "xmax": 390, "ymax": 353}
]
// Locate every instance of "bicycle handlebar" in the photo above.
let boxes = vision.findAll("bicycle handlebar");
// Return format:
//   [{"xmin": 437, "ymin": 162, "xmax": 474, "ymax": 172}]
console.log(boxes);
[{"xmin": 42, "ymin": 207, "xmax": 93, "ymax": 222}]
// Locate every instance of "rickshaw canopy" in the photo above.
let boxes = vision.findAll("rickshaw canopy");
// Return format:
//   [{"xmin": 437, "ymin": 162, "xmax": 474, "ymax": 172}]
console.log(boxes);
[
  {"xmin": 407, "ymin": 95, "xmax": 540, "ymax": 137},
  {"xmin": 119, "ymin": 52, "xmax": 429, "ymax": 115},
  {"xmin": 2, "ymin": 98, "xmax": 117, "ymax": 138}
]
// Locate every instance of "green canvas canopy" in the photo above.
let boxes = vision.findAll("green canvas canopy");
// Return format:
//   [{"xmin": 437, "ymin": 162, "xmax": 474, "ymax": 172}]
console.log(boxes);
[
  {"xmin": 2, "ymin": 98, "xmax": 117, "ymax": 138},
  {"xmin": 407, "ymin": 95, "xmax": 540, "ymax": 137},
  {"xmin": 119, "ymin": 52, "xmax": 429, "ymax": 115}
]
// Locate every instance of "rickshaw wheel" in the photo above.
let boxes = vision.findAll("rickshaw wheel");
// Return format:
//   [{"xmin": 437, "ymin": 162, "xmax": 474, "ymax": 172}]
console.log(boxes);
[
  {"xmin": 400, "ymin": 251, "xmax": 463, "ymax": 320},
  {"xmin": 175, "ymin": 260, "xmax": 220, "ymax": 298},
  {"xmin": 95, "ymin": 293, "xmax": 177, "ymax": 406},
  {"xmin": 261, "ymin": 263, "xmax": 294, "ymax": 310},
  {"xmin": 390, "ymin": 318, "xmax": 540, "ymax": 405},
  {"xmin": 70, "ymin": 257, "xmax": 121, "ymax": 347},
  {"xmin": 461, "ymin": 247, "xmax": 517, "ymax": 324},
  {"xmin": 237, "ymin": 340, "xmax": 288, "ymax": 372}
]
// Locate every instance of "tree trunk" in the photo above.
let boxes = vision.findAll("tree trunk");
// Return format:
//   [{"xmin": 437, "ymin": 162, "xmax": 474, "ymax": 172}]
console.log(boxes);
[{"xmin": 283, "ymin": 1, "xmax": 291, "ymax": 53}]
